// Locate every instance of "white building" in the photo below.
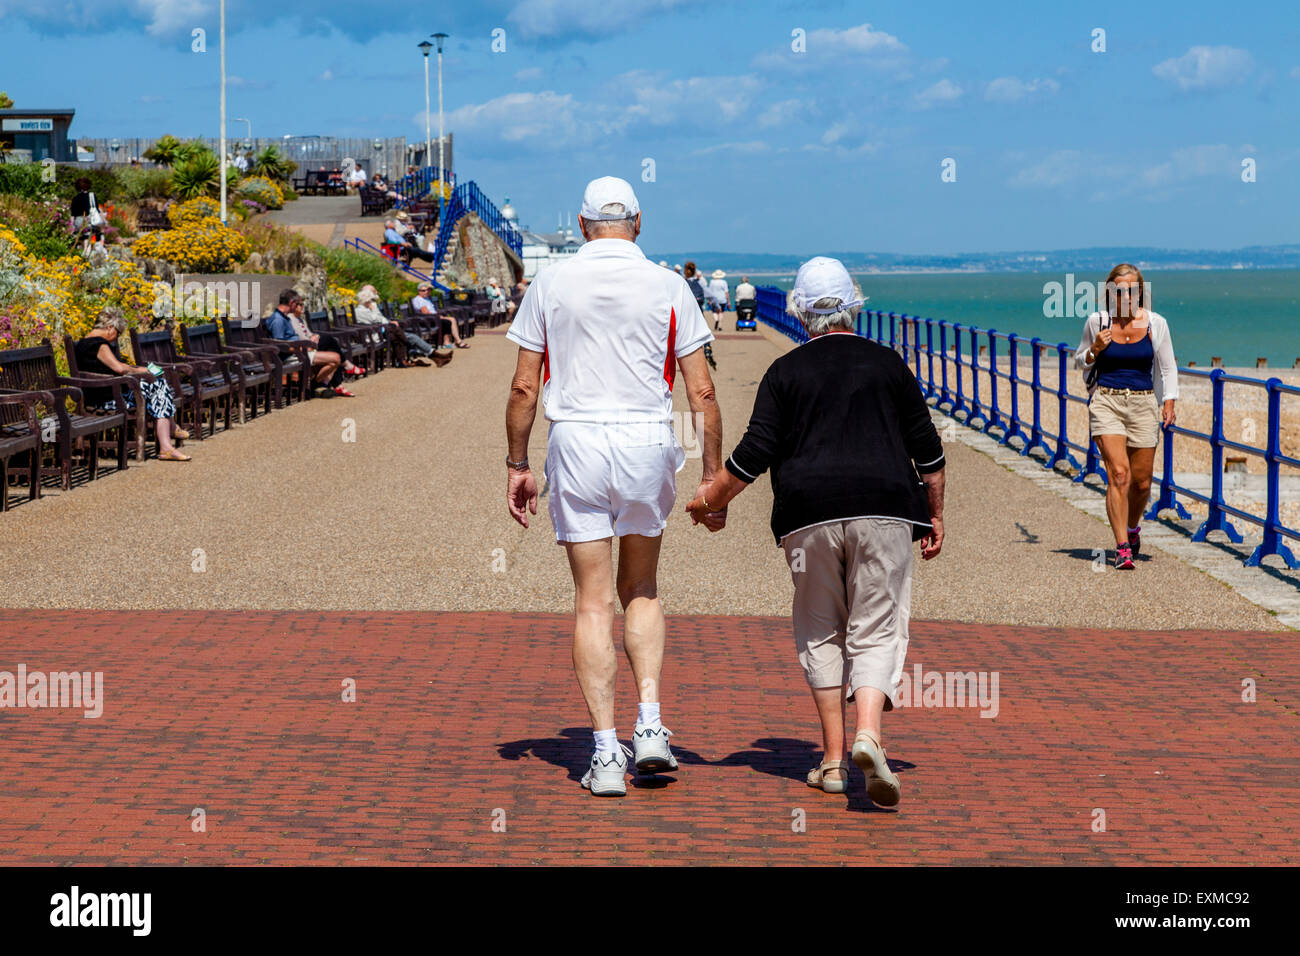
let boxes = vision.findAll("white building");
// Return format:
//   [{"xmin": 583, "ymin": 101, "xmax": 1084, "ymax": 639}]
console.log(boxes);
[{"xmin": 502, "ymin": 201, "xmax": 583, "ymax": 279}]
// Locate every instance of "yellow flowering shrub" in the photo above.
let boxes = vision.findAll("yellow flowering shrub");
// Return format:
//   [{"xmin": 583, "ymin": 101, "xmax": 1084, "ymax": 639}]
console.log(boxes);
[
  {"xmin": 133, "ymin": 216, "xmax": 251, "ymax": 273},
  {"xmin": 237, "ymin": 176, "xmax": 284, "ymax": 210},
  {"xmin": 168, "ymin": 197, "xmax": 221, "ymax": 227},
  {"xmin": 326, "ymin": 284, "xmax": 357, "ymax": 309}
]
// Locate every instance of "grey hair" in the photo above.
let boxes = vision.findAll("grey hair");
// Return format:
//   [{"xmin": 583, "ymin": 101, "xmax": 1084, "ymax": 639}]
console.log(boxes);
[
  {"xmin": 786, "ymin": 290, "xmax": 860, "ymax": 337},
  {"xmin": 580, "ymin": 211, "xmax": 637, "ymax": 239},
  {"xmin": 93, "ymin": 307, "xmax": 128, "ymax": 333}
]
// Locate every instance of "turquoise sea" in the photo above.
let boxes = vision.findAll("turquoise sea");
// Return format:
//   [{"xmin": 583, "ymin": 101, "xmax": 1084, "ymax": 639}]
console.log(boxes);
[{"xmin": 759, "ymin": 269, "xmax": 1300, "ymax": 368}]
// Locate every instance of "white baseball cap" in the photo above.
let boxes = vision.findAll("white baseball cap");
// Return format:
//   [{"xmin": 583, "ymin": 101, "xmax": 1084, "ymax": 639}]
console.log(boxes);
[
  {"xmin": 791, "ymin": 256, "xmax": 864, "ymax": 314},
  {"xmin": 580, "ymin": 176, "xmax": 640, "ymax": 221}
]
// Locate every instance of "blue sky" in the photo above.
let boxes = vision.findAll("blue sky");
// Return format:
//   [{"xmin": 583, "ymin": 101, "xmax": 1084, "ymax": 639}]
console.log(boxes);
[{"xmin": 2, "ymin": 0, "xmax": 1298, "ymax": 255}]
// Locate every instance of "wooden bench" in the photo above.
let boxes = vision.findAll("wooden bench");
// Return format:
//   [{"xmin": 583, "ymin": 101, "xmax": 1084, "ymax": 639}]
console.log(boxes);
[
  {"xmin": 135, "ymin": 204, "xmax": 170, "ymax": 232},
  {"xmin": 306, "ymin": 310, "xmax": 376, "ymax": 375},
  {"xmin": 0, "ymin": 341, "xmax": 131, "ymax": 489},
  {"xmin": 330, "ymin": 307, "xmax": 389, "ymax": 372},
  {"xmin": 360, "ymin": 188, "xmax": 389, "ymax": 217},
  {"xmin": 129, "ymin": 328, "xmax": 236, "ymax": 439},
  {"xmin": 62, "ymin": 335, "xmax": 152, "ymax": 461},
  {"xmin": 0, "ymin": 390, "xmax": 46, "ymax": 510},
  {"xmin": 221, "ymin": 315, "xmax": 310, "ymax": 406},
  {"xmin": 180, "ymin": 322, "xmax": 275, "ymax": 422}
]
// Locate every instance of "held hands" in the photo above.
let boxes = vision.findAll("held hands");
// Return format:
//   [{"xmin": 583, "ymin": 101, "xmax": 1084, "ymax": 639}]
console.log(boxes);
[
  {"xmin": 507, "ymin": 468, "xmax": 539, "ymax": 528},
  {"xmin": 685, "ymin": 480, "xmax": 727, "ymax": 532}
]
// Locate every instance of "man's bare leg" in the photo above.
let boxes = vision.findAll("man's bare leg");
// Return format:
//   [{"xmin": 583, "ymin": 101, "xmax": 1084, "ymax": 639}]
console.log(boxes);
[
  {"xmin": 616, "ymin": 533, "xmax": 664, "ymax": 704},
  {"xmin": 564, "ymin": 538, "xmax": 617, "ymax": 730}
]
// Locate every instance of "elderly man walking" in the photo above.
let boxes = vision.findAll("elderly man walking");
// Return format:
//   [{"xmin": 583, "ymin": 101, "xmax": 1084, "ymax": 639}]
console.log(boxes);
[
  {"xmin": 687, "ymin": 256, "xmax": 946, "ymax": 806},
  {"xmin": 505, "ymin": 176, "xmax": 722, "ymax": 797}
]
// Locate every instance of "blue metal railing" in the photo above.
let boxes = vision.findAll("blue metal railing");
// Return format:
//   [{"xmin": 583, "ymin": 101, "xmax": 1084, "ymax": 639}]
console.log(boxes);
[
  {"xmin": 341, "ymin": 236, "xmax": 444, "ymax": 291},
  {"xmin": 753, "ymin": 287, "xmax": 1300, "ymax": 569},
  {"xmin": 430, "ymin": 181, "xmax": 524, "ymax": 278},
  {"xmin": 391, "ymin": 165, "xmax": 451, "ymax": 209}
]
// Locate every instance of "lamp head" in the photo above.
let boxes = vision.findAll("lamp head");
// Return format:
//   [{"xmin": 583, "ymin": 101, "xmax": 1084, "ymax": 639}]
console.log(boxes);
[
  {"xmin": 432, "ymin": 32, "xmax": 449, "ymax": 53},
  {"xmin": 418, "ymin": 40, "xmax": 432, "ymax": 56}
]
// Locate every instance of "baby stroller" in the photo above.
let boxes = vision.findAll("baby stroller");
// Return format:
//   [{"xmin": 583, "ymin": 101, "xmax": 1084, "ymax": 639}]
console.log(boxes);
[{"xmin": 735, "ymin": 298, "xmax": 757, "ymax": 331}]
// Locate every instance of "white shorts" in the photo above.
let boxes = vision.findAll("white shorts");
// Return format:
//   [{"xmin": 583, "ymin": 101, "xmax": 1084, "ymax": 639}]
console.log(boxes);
[{"xmin": 545, "ymin": 421, "xmax": 686, "ymax": 543}]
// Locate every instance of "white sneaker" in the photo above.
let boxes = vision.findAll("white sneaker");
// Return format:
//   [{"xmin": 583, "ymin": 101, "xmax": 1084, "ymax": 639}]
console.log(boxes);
[
  {"xmin": 580, "ymin": 745, "xmax": 631, "ymax": 796},
  {"xmin": 632, "ymin": 723, "xmax": 678, "ymax": 775}
]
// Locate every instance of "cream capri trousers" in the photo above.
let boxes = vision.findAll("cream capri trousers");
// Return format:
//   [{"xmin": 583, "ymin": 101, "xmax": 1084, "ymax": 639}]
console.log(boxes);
[{"xmin": 780, "ymin": 517, "xmax": 915, "ymax": 710}]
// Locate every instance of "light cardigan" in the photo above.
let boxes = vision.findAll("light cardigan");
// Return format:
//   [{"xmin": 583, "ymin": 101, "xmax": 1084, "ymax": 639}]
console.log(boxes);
[{"xmin": 1074, "ymin": 310, "xmax": 1179, "ymax": 404}]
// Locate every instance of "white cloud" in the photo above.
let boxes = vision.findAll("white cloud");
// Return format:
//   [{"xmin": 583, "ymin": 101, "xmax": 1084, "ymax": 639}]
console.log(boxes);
[
  {"xmin": 619, "ymin": 72, "xmax": 762, "ymax": 125},
  {"xmin": 514, "ymin": 67, "xmax": 544, "ymax": 83},
  {"xmin": 692, "ymin": 141, "xmax": 770, "ymax": 156},
  {"xmin": 757, "ymin": 98, "xmax": 809, "ymax": 128},
  {"xmin": 440, "ymin": 91, "xmax": 613, "ymax": 145},
  {"xmin": 508, "ymin": 0, "xmax": 688, "ymax": 39},
  {"xmin": 912, "ymin": 78, "xmax": 963, "ymax": 109},
  {"xmin": 1152, "ymin": 46, "xmax": 1254, "ymax": 91},
  {"xmin": 318, "ymin": 69, "xmax": 333, "ymax": 82},
  {"xmin": 1009, "ymin": 150, "xmax": 1085, "ymax": 187},
  {"xmin": 755, "ymin": 22, "xmax": 908, "ymax": 70},
  {"xmin": 985, "ymin": 76, "xmax": 1060, "ymax": 103},
  {"xmin": 1141, "ymin": 144, "xmax": 1246, "ymax": 186}
]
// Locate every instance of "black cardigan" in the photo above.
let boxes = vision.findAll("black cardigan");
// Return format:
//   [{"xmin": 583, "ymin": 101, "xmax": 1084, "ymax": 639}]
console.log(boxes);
[{"xmin": 725, "ymin": 333, "xmax": 945, "ymax": 543}]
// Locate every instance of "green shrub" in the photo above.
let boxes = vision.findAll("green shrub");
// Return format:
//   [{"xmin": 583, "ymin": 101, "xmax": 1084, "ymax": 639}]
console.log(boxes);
[
  {"xmin": 52, "ymin": 165, "xmax": 121, "ymax": 201},
  {"xmin": 0, "ymin": 161, "xmax": 56, "ymax": 200},
  {"xmin": 115, "ymin": 166, "xmax": 173, "ymax": 202},
  {"xmin": 14, "ymin": 215, "xmax": 77, "ymax": 259},
  {"xmin": 318, "ymin": 246, "xmax": 417, "ymax": 303}
]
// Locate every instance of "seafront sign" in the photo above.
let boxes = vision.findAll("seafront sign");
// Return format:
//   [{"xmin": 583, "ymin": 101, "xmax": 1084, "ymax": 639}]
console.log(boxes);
[{"xmin": 2, "ymin": 117, "xmax": 54, "ymax": 131}]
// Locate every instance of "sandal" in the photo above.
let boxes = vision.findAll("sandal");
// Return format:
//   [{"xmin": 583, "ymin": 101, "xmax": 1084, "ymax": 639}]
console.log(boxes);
[
  {"xmin": 807, "ymin": 759, "xmax": 850, "ymax": 794},
  {"xmin": 344, "ymin": 365, "xmax": 365, "ymax": 377},
  {"xmin": 852, "ymin": 730, "xmax": 901, "ymax": 806},
  {"xmin": 172, "ymin": 428, "xmax": 190, "ymax": 441},
  {"xmin": 454, "ymin": 341, "xmax": 470, "ymax": 349},
  {"xmin": 333, "ymin": 386, "xmax": 355, "ymax": 397},
  {"xmin": 158, "ymin": 450, "xmax": 192, "ymax": 462}
]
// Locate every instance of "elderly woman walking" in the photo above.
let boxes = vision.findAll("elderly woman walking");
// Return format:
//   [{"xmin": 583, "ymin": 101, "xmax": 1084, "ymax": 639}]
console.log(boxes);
[{"xmin": 686, "ymin": 257, "xmax": 946, "ymax": 805}]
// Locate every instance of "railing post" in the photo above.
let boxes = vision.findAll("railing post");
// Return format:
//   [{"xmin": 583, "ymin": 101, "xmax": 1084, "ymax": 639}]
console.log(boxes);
[
  {"xmin": 888, "ymin": 311, "xmax": 897, "ymax": 353},
  {"xmin": 1018, "ymin": 338, "xmax": 1045, "ymax": 459},
  {"xmin": 984, "ymin": 330, "xmax": 1005, "ymax": 436},
  {"xmin": 1245, "ymin": 379, "xmax": 1297, "ymax": 567},
  {"xmin": 1192, "ymin": 368, "xmax": 1243, "ymax": 543},
  {"xmin": 965, "ymin": 325, "xmax": 987, "ymax": 428},
  {"xmin": 936, "ymin": 321, "xmax": 951, "ymax": 409},
  {"xmin": 950, "ymin": 322, "xmax": 970, "ymax": 417},
  {"xmin": 1146, "ymin": 414, "xmax": 1191, "ymax": 520},
  {"xmin": 1001, "ymin": 333, "xmax": 1026, "ymax": 446},
  {"xmin": 1048, "ymin": 344, "xmax": 1081, "ymax": 471},
  {"xmin": 925, "ymin": 319, "xmax": 936, "ymax": 399}
]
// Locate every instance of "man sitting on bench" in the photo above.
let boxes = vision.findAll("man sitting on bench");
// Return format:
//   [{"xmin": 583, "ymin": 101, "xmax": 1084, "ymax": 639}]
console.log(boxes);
[{"xmin": 384, "ymin": 217, "xmax": 435, "ymax": 264}]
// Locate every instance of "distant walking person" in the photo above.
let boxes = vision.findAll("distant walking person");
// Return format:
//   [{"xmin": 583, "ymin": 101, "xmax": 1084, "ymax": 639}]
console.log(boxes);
[
  {"xmin": 1075, "ymin": 263, "xmax": 1178, "ymax": 570},
  {"xmin": 687, "ymin": 256, "xmax": 946, "ymax": 806},
  {"xmin": 505, "ymin": 176, "xmax": 722, "ymax": 797},
  {"xmin": 683, "ymin": 262, "xmax": 706, "ymax": 315},
  {"xmin": 706, "ymin": 270, "xmax": 730, "ymax": 330}
]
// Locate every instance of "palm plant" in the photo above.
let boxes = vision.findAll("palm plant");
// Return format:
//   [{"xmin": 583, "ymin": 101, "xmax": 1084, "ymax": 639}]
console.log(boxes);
[
  {"xmin": 143, "ymin": 134, "xmax": 182, "ymax": 167},
  {"xmin": 170, "ymin": 151, "xmax": 221, "ymax": 199},
  {"xmin": 249, "ymin": 145, "xmax": 290, "ymax": 182}
]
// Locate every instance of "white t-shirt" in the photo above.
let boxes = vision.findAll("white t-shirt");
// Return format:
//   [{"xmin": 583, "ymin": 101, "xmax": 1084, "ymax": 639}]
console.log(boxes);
[
  {"xmin": 411, "ymin": 295, "xmax": 436, "ymax": 314},
  {"xmin": 507, "ymin": 237, "xmax": 713, "ymax": 425},
  {"xmin": 735, "ymin": 282, "xmax": 756, "ymax": 301},
  {"xmin": 706, "ymin": 277, "xmax": 729, "ymax": 305}
]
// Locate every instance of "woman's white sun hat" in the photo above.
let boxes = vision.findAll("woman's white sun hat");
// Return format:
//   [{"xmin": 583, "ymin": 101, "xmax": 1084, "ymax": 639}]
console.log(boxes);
[
  {"xmin": 711, "ymin": 269, "xmax": 726, "ymax": 279},
  {"xmin": 792, "ymin": 256, "xmax": 864, "ymax": 314}
]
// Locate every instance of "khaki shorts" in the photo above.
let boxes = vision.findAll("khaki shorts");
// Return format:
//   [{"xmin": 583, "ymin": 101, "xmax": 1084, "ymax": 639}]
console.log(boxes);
[
  {"xmin": 781, "ymin": 517, "xmax": 915, "ymax": 709},
  {"xmin": 1089, "ymin": 389, "xmax": 1160, "ymax": 448}
]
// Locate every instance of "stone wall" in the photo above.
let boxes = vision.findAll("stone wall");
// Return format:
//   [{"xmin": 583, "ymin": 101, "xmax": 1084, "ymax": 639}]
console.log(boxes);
[{"xmin": 440, "ymin": 212, "xmax": 523, "ymax": 289}]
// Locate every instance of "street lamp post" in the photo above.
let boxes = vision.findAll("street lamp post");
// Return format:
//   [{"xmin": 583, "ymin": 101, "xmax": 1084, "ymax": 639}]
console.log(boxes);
[
  {"xmin": 433, "ymin": 32, "xmax": 449, "ymax": 228},
  {"xmin": 418, "ymin": 40, "xmax": 432, "ymax": 197},
  {"xmin": 219, "ymin": 0, "xmax": 227, "ymax": 224}
]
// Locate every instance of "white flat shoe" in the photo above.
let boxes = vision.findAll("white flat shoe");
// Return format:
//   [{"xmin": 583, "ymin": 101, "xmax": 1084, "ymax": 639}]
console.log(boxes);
[{"xmin": 632, "ymin": 724, "xmax": 677, "ymax": 775}]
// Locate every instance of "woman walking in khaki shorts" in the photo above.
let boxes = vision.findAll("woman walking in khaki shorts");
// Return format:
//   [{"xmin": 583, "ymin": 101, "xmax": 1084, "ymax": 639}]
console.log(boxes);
[
  {"xmin": 686, "ymin": 257, "xmax": 946, "ymax": 806},
  {"xmin": 1075, "ymin": 264, "xmax": 1180, "ymax": 570}
]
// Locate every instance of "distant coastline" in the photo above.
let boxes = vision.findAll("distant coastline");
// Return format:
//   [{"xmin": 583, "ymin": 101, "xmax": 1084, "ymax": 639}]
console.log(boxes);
[{"xmin": 650, "ymin": 245, "xmax": 1300, "ymax": 276}]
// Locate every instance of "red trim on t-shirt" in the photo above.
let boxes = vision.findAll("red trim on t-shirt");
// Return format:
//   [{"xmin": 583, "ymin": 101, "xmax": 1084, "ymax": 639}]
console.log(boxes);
[
  {"xmin": 543, "ymin": 345, "xmax": 550, "ymax": 385},
  {"xmin": 664, "ymin": 307, "xmax": 677, "ymax": 390}
]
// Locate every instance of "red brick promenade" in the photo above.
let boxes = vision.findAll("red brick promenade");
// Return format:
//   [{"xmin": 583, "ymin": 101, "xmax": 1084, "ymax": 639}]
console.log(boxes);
[{"xmin": 0, "ymin": 610, "xmax": 1295, "ymax": 865}]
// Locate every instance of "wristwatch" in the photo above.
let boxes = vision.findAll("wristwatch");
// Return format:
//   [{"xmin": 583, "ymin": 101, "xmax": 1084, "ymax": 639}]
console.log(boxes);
[{"xmin": 506, "ymin": 456, "xmax": 530, "ymax": 471}]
